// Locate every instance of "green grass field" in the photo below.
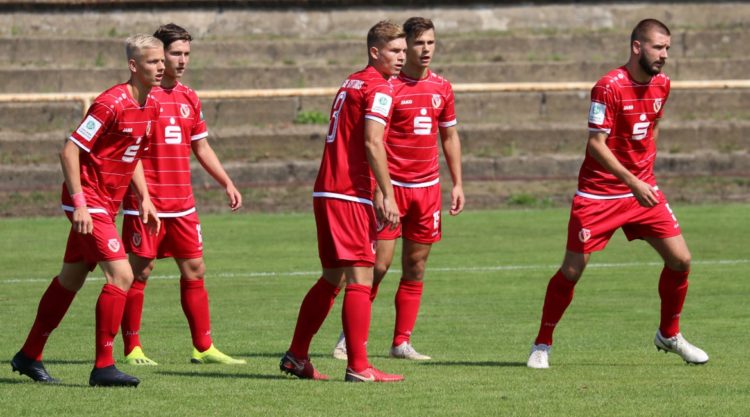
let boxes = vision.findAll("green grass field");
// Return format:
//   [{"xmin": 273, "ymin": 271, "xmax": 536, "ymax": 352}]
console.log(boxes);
[{"xmin": 1, "ymin": 205, "xmax": 748, "ymax": 417}]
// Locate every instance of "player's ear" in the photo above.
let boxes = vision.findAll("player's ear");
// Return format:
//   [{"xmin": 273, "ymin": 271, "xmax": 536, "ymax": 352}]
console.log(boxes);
[
  {"xmin": 368, "ymin": 45, "xmax": 380, "ymax": 62},
  {"xmin": 631, "ymin": 39, "xmax": 641, "ymax": 56},
  {"xmin": 128, "ymin": 57, "xmax": 138, "ymax": 73}
]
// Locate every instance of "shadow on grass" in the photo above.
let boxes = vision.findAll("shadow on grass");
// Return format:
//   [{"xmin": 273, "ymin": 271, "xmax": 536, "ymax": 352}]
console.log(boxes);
[
  {"xmin": 44, "ymin": 359, "xmax": 91, "ymax": 365},
  {"xmin": 157, "ymin": 370, "xmax": 287, "ymax": 380},
  {"xmin": 418, "ymin": 360, "xmax": 527, "ymax": 367},
  {"xmin": 0, "ymin": 377, "xmax": 89, "ymax": 388}
]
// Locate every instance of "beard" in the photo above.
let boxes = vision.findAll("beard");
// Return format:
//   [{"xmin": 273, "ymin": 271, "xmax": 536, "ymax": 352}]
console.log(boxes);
[{"xmin": 639, "ymin": 54, "xmax": 664, "ymax": 76}]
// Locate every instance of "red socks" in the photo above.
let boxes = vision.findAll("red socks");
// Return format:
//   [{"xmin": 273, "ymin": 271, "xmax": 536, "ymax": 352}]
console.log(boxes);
[
  {"xmin": 21, "ymin": 276, "xmax": 77, "ymax": 361},
  {"xmin": 393, "ymin": 279, "xmax": 424, "ymax": 347},
  {"xmin": 343, "ymin": 284, "xmax": 372, "ymax": 372},
  {"xmin": 658, "ymin": 266, "xmax": 689, "ymax": 338},
  {"xmin": 288, "ymin": 277, "xmax": 340, "ymax": 359},
  {"xmin": 535, "ymin": 270, "xmax": 577, "ymax": 346},
  {"xmin": 122, "ymin": 279, "xmax": 147, "ymax": 355},
  {"xmin": 95, "ymin": 284, "xmax": 127, "ymax": 368},
  {"xmin": 180, "ymin": 278, "xmax": 213, "ymax": 352}
]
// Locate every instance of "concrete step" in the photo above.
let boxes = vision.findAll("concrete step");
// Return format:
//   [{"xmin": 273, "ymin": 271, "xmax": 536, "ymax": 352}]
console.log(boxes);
[
  {"xmin": 3, "ymin": 120, "xmax": 749, "ymax": 166},
  {"xmin": 4, "ymin": 119, "xmax": 749, "ymax": 165},
  {"xmin": 2, "ymin": 28, "xmax": 747, "ymax": 69},
  {"xmin": 4, "ymin": 152, "xmax": 748, "ymax": 196},
  {"xmin": 1, "ymin": 58, "xmax": 748, "ymax": 93}
]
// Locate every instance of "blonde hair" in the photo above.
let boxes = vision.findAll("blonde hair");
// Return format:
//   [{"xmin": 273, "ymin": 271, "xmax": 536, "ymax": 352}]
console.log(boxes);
[
  {"xmin": 367, "ymin": 20, "xmax": 405, "ymax": 49},
  {"xmin": 125, "ymin": 34, "xmax": 163, "ymax": 60}
]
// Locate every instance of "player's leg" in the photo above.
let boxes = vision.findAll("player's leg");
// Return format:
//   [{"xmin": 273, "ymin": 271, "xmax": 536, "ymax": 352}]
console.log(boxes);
[
  {"xmin": 12, "ymin": 260, "xmax": 89, "ymax": 383},
  {"xmin": 176, "ymin": 256, "xmax": 246, "ymax": 365},
  {"xmin": 646, "ymin": 234, "xmax": 708, "ymax": 364},
  {"xmin": 342, "ymin": 265, "xmax": 403, "ymax": 383},
  {"xmin": 391, "ymin": 239, "xmax": 432, "ymax": 360},
  {"xmin": 90, "ymin": 258, "xmax": 140, "ymax": 386},
  {"xmin": 281, "ymin": 267, "xmax": 344, "ymax": 380},
  {"xmin": 121, "ymin": 254, "xmax": 157, "ymax": 365},
  {"xmin": 333, "ymin": 238, "xmax": 396, "ymax": 360}
]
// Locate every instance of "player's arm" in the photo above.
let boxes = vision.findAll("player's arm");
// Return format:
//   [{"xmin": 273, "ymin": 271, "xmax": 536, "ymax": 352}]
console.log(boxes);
[
  {"xmin": 191, "ymin": 139, "xmax": 242, "ymax": 211},
  {"xmin": 129, "ymin": 160, "xmax": 160, "ymax": 235},
  {"xmin": 439, "ymin": 125, "xmax": 464, "ymax": 216},
  {"xmin": 364, "ymin": 119, "xmax": 399, "ymax": 228},
  {"xmin": 60, "ymin": 140, "xmax": 92, "ymax": 234},
  {"xmin": 586, "ymin": 130, "xmax": 659, "ymax": 207}
]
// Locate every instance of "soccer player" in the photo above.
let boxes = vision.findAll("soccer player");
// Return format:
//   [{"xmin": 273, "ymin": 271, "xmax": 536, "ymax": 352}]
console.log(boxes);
[
  {"xmin": 119, "ymin": 23, "xmax": 245, "ymax": 367},
  {"xmin": 526, "ymin": 19, "xmax": 709, "ymax": 369},
  {"xmin": 11, "ymin": 34, "xmax": 164, "ymax": 387},
  {"xmin": 279, "ymin": 21, "xmax": 406, "ymax": 383},
  {"xmin": 332, "ymin": 17, "xmax": 464, "ymax": 361}
]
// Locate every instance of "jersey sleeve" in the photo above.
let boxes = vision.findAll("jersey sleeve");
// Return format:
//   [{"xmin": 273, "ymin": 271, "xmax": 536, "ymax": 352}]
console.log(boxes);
[
  {"xmin": 189, "ymin": 90, "xmax": 208, "ymax": 141},
  {"xmin": 69, "ymin": 99, "xmax": 116, "ymax": 153},
  {"xmin": 364, "ymin": 82, "xmax": 394, "ymax": 126},
  {"xmin": 439, "ymin": 81, "xmax": 457, "ymax": 128},
  {"xmin": 587, "ymin": 78, "xmax": 617, "ymax": 134}
]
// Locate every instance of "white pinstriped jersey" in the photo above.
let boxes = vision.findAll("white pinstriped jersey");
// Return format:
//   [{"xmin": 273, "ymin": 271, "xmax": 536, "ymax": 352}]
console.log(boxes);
[{"xmin": 580, "ymin": 66, "xmax": 670, "ymax": 196}]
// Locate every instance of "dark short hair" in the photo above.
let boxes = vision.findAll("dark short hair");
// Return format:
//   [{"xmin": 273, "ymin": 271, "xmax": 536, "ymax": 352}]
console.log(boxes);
[
  {"xmin": 403, "ymin": 17, "xmax": 435, "ymax": 40},
  {"xmin": 367, "ymin": 20, "xmax": 405, "ymax": 49},
  {"xmin": 153, "ymin": 23, "xmax": 193, "ymax": 49},
  {"xmin": 630, "ymin": 19, "xmax": 670, "ymax": 44}
]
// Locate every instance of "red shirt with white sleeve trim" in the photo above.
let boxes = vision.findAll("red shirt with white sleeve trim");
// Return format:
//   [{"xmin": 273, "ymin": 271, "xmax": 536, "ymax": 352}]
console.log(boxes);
[
  {"xmin": 578, "ymin": 66, "xmax": 670, "ymax": 197},
  {"xmin": 62, "ymin": 83, "xmax": 159, "ymax": 216}
]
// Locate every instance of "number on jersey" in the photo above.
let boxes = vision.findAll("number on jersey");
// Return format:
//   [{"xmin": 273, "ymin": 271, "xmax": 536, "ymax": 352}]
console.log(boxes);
[{"xmin": 326, "ymin": 91, "xmax": 347, "ymax": 143}]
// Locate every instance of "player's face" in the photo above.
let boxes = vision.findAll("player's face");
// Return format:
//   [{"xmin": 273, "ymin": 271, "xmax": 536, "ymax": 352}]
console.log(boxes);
[
  {"xmin": 636, "ymin": 31, "xmax": 670, "ymax": 76},
  {"xmin": 164, "ymin": 40, "xmax": 191, "ymax": 80},
  {"xmin": 131, "ymin": 47, "xmax": 165, "ymax": 87},
  {"xmin": 406, "ymin": 29, "xmax": 436, "ymax": 70},
  {"xmin": 370, "ymin": 37, "xmax": 407, "ymax": 77}
]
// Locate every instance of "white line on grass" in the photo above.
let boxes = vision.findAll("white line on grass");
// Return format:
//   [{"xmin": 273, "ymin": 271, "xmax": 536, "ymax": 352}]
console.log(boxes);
[{"xmin": 2, "ymin": 259, "xmax": 748, "ymax": 284}]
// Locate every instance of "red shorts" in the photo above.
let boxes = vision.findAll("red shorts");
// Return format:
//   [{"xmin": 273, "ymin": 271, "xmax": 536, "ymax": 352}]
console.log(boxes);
[
  {"xmin": 63, "ymin": 211, "xmax": 127, "ymax": 270},
  {"xmin": 122, "ymin": 212, "xmax": 204, "ymax": 259},
  {"xmin": 314, "ymin": 197, "xmax": 377, "ymax": 268},
  {"xmin": 377, "ymin": 182, "xmax": 442, "ymax": 244},
  {"xmin": 566, "ymin": 192, "xmax": 682, "ymax": 253}
]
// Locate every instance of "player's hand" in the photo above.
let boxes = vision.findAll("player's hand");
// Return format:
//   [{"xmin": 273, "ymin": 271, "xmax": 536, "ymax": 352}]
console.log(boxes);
[
  {"xmin": 226, "ymin": 183, "xmax": 242, "ymax": 211},
  {"xmin": 373, "ymin": 187, "xmax": 386, "ymax": 224},
  {"xmin": 72, "ymin": 207, "xmax": 93, "ymax": 235},
  {"xmin": 382, "ymin": 195, "xmax": 400, "ymax": 230},
  {"xmin": 630, "ymin": 179, "xmax": 659, "ymax": 208},
  {"xmin": 450, "ymin": 184, "xmax": 465, "ymax": 216},
  {"xmin": 140, "ymin": 198, "xmax": 161, "ymax": 236}
]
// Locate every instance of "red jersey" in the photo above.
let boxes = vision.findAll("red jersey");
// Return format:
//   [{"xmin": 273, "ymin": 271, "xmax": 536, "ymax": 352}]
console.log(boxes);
[
  {"xmin": 578, "ymin": 66, "xmax": 670, "ymax": 197},
  {"xmin": 313, "ymin": 65, "xmax": 394, "ymax": 204},
  {"xmin": 62, "ymin": 83, "xmax": 159, "ymax": 216},
  {"xmin": 122, "ymin": 83, "xmax": 208, "ymax": 217},
  {"xmin": 387, "ymin": 70, "xmax": 457, "ymax": 185}
]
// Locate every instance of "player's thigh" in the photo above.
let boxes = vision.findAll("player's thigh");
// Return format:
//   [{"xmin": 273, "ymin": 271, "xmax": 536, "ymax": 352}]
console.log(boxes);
[
  {"xmin": 128, "ymin": 253, "xmax": 155, "ymax": 282},
  {"xmin": 161, "ymin": 213, "xmax": 204, "ymax": 260},
  {"xmin": 99, "ymin": 258, "xmax": 135, "ymax": 290},
  {"xmin": 175, "ymin": 256, "xmax": 206, "ymax": 280},
  {"xmin": 566, "ymin": 196, "xmax": 627, "ymax": 253},
  {"xmin": 401, "ymin": 184, "xmax": 442, "ymax": 244},
  {"xmin": 644, "ymin": 234, "xmax": 691, "ymax": 271}
]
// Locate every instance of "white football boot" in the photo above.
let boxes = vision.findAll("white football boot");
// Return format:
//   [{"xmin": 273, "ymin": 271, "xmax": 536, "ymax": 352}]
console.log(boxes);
[
  {"xmin": 654, "ymin": 330, "xmax": 709, "ymax": 364},
  {"xmin": 389, "ymin": 342, "xmax": 432, "ymax": 360},
  {"xmin": 332, "ymin": 331, "xmax": 348, "ymax": 360},
  {"xmin": 527, "ymin": 344, "xmax": 551, "ymax": 369}
]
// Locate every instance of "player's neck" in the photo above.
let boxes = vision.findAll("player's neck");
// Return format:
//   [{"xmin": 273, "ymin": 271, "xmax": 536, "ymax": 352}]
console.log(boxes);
[
  {"xmin": 161, "ymin": 75, "xmax": 178, "ymax": 89},
  {"xmin": 127, "ymin": 79, "xmax": 152, "ymax": 106},
  {"xmin": 625, "ymin": 62, "xmax": 652, "ymax": 84},
  {"xmin": 402, "ymin": 63, "xmax": 428, "ymax": 80}
]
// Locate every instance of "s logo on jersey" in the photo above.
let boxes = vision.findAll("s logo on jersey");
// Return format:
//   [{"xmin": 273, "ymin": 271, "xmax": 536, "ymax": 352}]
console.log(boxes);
[{"xmin": 432, "ymin": 94, "xmax": 442, "ymax": 109}]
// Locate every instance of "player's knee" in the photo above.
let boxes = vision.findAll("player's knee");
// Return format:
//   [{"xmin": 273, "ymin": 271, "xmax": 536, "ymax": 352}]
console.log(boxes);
[
  {"xmin": 667, "ymin": 255, "xmax": 691, "ymax": 272},
  {"xmin": 374, "ymin": 262, "xmax": 391, "ymax": 280},
  {"xmin": 560, "ymin": 265, "xmax": 583, "ymax": 281}
]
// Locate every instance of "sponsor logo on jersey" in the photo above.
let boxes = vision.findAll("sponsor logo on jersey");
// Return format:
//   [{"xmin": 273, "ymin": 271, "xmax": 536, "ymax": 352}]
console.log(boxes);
[
  {"xmin": 588, "ymin": 102, "xmax": 606, "ymax": 125},
  {"xmin": 400, "ymin": 99, "xmax": 413, "ymax": 105},
  {"xmin": 578, "ymin": 228, "xmax": 591, "ymax": 243},
  {"xmin": 432, "ymin": 94, "xmax": 442, "ymax": 109},
  {"xmin": 371, "ymin": 92, "xmax": 393, "ymax": 117},
  {"xmin": 132, "ymin": 232, "xmax": 142, "ymax": 248},
  {"xmin": 653, "ymin": 98, "xmax": 662, "ymax": 113},
  {"xmin": 343, "ymin": 79, "xmax": 364, "ymax": 90},
  {"xmin": 108, "ymin": 238, "xmax": 121, "ymax": 253},
  {"xmin": 623, "ymin": 105, "xmax": 634, "ymax": 111},
  {"xmin": 75, "ymin": 115, "xmax": 103, "ymax": 141},
  {"xmin": 122, "ymin": 127, "xmax": 133, "ymax": 133},
  {"xmin": 180, "ymin": 103, "xmax": 191, "ymax": 118}
]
